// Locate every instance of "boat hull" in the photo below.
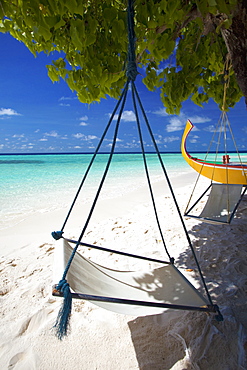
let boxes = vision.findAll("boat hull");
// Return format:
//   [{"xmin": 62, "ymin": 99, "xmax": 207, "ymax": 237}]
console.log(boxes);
[{"xmin": 181, "ymin": 120, "xmax": 247, "ymax": 185}]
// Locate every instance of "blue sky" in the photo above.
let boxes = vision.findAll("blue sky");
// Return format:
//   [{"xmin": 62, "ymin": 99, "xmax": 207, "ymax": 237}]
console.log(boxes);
[{"xmin": 0, "ymin": 32, "xmax": 246, "ymax": 154}]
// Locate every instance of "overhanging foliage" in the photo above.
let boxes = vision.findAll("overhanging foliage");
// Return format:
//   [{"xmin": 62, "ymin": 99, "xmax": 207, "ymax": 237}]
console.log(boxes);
[{"xmin": 0, "ymin": 0, "xmax": 245, "ymax": 113}]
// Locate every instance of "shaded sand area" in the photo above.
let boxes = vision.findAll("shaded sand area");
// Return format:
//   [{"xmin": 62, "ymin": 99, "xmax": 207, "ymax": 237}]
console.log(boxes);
[{"xmin": 0, "ymin": 172, "xmax": 247, "ymax": 369}]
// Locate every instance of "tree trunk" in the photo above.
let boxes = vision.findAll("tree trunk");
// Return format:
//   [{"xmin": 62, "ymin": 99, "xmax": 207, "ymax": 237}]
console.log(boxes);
[{"xmin": 221, "ymin": 1, "xmax": 247, "ymax": 106}]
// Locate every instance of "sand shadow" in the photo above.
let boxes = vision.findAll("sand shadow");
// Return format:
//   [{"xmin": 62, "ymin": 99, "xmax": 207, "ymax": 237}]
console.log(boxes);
[{"xmin": 127, "ymin": 195, "xmax": 247, "ymax": 369}]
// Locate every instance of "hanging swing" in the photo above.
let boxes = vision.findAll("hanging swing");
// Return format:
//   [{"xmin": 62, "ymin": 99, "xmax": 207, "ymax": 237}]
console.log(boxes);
[
  {"xmin": 51, "ymin": 0, "xmax": 222, "ymax": 340},
  {"xmin": 181, "ymin": 59, "xmax": 247, "ymax": 224}
]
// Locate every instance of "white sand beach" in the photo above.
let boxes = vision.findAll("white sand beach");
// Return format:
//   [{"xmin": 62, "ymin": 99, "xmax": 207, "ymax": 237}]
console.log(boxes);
[{"xmin": 1, "ymin": 172, "xmax": 247, "ymax": 369}]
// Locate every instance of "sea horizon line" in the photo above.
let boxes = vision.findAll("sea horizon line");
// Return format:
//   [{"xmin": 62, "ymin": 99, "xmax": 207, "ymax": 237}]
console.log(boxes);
[{"xmin": 1, "ymin": 150, "xmax": 246, "ymax": 156}]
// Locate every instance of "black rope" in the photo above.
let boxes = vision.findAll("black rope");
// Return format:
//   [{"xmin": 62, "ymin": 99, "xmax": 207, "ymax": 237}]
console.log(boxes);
[
  {"xmin": 54, "ymin": 0, "xmax": 137, "ymax": 237},
  {"xmin": 60, "ymin": 81, "xmax": 130, "ymax": 280},
  {"xmin": 130, "ymin": 80, "xmax": 173, "ymax": 262},
  {"xmin": 58, "ymin": 84, "xmax": 129, "ymax": 235},
  {"xmin": 131, "ymin": 82, "xmax": 214, "ymax": 306},
  {"xmin": 52, "ymin": 0, "xmax": 221, "ymax": 339},
  {"xmin": 126, "ymin": 0, "xmax": 138, "ymax": 81},
  {"xmin": 65, "ymin": 238, "xmax": 172, "ymax": 265}
]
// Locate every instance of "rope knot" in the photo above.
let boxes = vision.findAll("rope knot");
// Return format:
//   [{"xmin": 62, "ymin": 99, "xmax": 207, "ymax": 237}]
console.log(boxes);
[
  {"xmin": 56, "ymin": 279, "xmax": 69, "ymax": 292},
  {"xmin": 52, "ymin": 231, "xmax": 63, "ymax": 240},
  {"xmin": 126, "ymin": 61, "xmax": 138, "ymax": 81}
]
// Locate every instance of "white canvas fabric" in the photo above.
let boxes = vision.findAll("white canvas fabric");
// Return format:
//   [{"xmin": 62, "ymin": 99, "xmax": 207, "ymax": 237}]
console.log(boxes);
[
  {"xmin": 199, "ymin": 184, "xmax": 243, "ymax": 224},
  {"xmin": 53, "ymin": 239, "xmax": 209, "ymax": 316}
]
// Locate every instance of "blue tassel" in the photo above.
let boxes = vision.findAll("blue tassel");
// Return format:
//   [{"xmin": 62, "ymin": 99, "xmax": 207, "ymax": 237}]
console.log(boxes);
[{"xmin": 54, "ymin": 279, "xmax": 72, "ymax": 340}]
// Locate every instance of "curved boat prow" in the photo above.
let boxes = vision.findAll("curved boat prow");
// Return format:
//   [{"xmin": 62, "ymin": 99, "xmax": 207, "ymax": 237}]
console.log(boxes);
[
  {"xmin": 181, "ymin": 120, "xmax": 247, "ymax": 185},
  {"xmin": 181, "ymin": 120, "xmax": 194, "ymax": 162}
]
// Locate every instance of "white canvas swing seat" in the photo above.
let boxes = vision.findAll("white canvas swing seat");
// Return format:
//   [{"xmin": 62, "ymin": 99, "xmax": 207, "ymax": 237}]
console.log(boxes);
[
  {"xmin": 51, "ymin": 0, "xmax": 222, "ymax": 340},
  {"xmin": 53, "ymin": 239, "xmax": 210, "ymax": 316},
  {"xmin": 185, "ymin": 183, "xmax": 246, "ymax": 225}
]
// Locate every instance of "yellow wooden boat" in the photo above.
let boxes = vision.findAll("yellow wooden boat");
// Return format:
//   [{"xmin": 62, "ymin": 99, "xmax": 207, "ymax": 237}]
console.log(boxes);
[{"xmin": 181, "ymin": 120, "xmax": 247, "ymax": 185}]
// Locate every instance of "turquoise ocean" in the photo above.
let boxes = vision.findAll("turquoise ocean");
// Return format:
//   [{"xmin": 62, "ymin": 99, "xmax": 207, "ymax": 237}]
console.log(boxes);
[{"xmin": 1, "ymin": 152, "xmax": 247, "ymax": 230}]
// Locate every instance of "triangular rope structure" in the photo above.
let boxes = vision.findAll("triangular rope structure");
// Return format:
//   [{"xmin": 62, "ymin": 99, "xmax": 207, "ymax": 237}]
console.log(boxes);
[
  {"xmin": 182, "ymin": 117, "xmax": 247, "ymax": 224},
  {"xmin": 182, "ymin": 58, "xmax": 247, "ymax": 225},
  {"xmin": 52, "ymin": 0, "xmax": 222, "ymax": 340}
]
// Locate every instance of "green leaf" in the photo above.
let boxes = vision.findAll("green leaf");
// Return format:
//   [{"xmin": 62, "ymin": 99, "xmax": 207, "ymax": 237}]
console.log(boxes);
[
  {"xmin": 25, "ymin": 17, "xmax": 35, "ymax": 28},
  {"xmin": 208, "ymin": 0, "xmax": 217, "ymax": 6},
  {"xmin": 54, "ymin": 18, "xmax": 66, "ymax": 31},
  {"xmin": 47, "ymin": 65, "xmax": 60, "ymax": 82},
  {"xmin": 53, "ymin": 58, "xmax": 66, "ymax": 69},
  {"xmin": 112, "ymin": 19, "xmax": 125, "ymax": 39},
  {"xmin": 65, "ymin": 0, "xmax": 78, "ymax": 14},
  {"xmin": 85, "ymin": 33, "xmax": 96, "ymax": 47},
  {"xmin": 0, "ymin": 0, "xmax": 242, "ymax": 110},
  {"xmin": 38, "ymin": 25, "xmax": 51, "ymax": 41},
  {"xmin": 103, "ymin": 7, "xmax": 118, "ymax": 23},
  {"xmin": 70, "ymin": 20, "xmax": 83, "ymax": 50},
  {"xmin": 66, "ymin": 72, "xmax": 77, "ymax": 91}
]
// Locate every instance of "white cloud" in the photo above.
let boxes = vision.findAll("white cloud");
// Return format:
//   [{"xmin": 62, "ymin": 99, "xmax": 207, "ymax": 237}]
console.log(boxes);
[
  {"xmin": 87, "ymin": 135, "xmax": 97, "ymax": 140},
  {"xmin": 166, "ymin": 114, "xmax": 208, "ymax": 133},
  {"xmin": 59, "ymin": 96, "xmax": 76, "ymax": 101},
  {"xmin": 73, "ymin": 133, "xmax": 84, "ymax": 139},
  {"xmin": 153, "ymin": 109, "xmax": 211, "ymax": 132},
  {"xmin": 12, "ymin": 134, "xmax": 24, "ymax": 138},
  {"xmin": 0, "ymin": 116, "xmax": 11, "ymax": 120},
  {"xmin": 80, "ymin": 115, "xmax": 88, "ymax": 121},
  {"xmin": 0, "ymin": 108, "xmax": 21, "ymax": 116},
  {"xmin": 155, "ymin": 134, "xmax": 162, "ymax": 144},
  {"xmin": 39, "ymin": 138, "xmax": 48, "ymax": 141},
  {"xmin": 189, "ymin": 115, "xmax": 211, "ymax": 124},
  {"xmin": 163, "ymin": 135, "xmax": 180, "ymax": 143},
  {"xmin": 153, "ymin": 107, "xmax": 168, "ymax": 116},
  {"xmin": 125, "ymin": 141, "xmax": 139, "ymax": 148},
  {"xmin": 204, "ymin": 125, "xmax": 226, "ymax": 133},
  {"xmin": 72, "ymin": 133, "xmax": 98, "ymax": 140},
  {"xmin": 189, "ymin": 139, "xmax": 198, "ymax": 143},
  {"xmin": 112, "ymin": 110, "xmax": 136, "ymax": 122},
  {"xmin": 166, "ymin": 117, "xmax": 184, "ymax": 132},
  {"xmin": 44, "ymin": 131, "xmax": 59, "ymax": 137},
  {"xmin": 59, "ymin": 103, "xmax": 70, "ymax": 107},
  {"xmin": 79, "ymin": 122, "xmax": 88, "ymax": 126}
]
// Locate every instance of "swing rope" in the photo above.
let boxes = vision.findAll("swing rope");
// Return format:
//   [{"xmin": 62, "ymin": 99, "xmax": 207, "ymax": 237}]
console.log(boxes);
[
  {"xmin": 53, "ymin": 0, "xmax": 140, "ymax": 339},
  {"xmin": 53, "ymin": 0, "xmax": 220, "ymax": 340},
  {"xmin": 54, "ymin": 82, "xmax": 130, "ymax": 339},
  {"xmin": 131, "ymin": 81, "xmax": 214, "ymax": 306}
]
